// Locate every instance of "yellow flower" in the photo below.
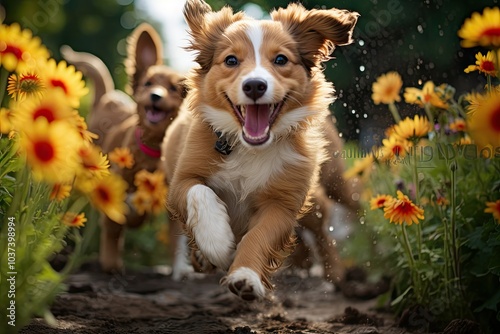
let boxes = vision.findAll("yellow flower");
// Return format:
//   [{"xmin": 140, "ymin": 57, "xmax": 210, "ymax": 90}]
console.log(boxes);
[
  {"xmin": 86, "ymin": 172, "xmax": 128, "ymax": 224},
  {"xmin": 74, "ymin": 113, "xmax": 98, "ymax": 143},
  {"xmin": 464, "ymin": 51, "xmax": 498, "ymax": 77},
  {"xmin": 109, "ymin": 147, "xmax": 135, "ymax": 169},
  {"xmin": 380, "ymin": 136, "xmax": 412, "ymax": 161},
  {"xmin": 18, "ymin": 118, "xmax": 80, "ymax": 184},
  {"xmin": 455, "ymin": 135, "xmax": 472, "ymax": 146},
  {"xmin": 75, "ymin": 143, "xmax": 110, "ymax": 181},
  {"xmin": 7, "ymin": 72, "xmax": 45, "ymax": 101},
  {"xmin": 458, "ymin": 7, "xmax": 500, "ymax": 48},
  {"xmin": 50, "ymin": 183, "xmax": 72, "ymax": 202},
  {"xmin": 343, "ymin": 154, "xmax": 375, "ymax": 179},
  {"xmin": 485, "ymin": 200, "xmax": 500, "ymax": 222},
  {"xmin": 467, "ymin": 90, "xmax": 500, "ymax": 149},
  {"xmin": 40, "ymin": 59, "xmax": 88, "ymax": 108},
  {"xmin": 449, "ymin": 119, "xmax": 467, "ymax": 132},
  {"xmin": 0, "ymin": 108, "xmax": 14, "ymax": 134},
  {"xmin": 393, "ymin": 115, "xmax": 432, "ymax": 143},
  {"xmin": 12, "ymin": 89, "xmax": 75, "ymax": 127},
  {"xmin": 370, "ymin": 194, "xmax": 393, "ymax": 210},
  {"xmin": 134, "ymin": 169, "xmax": 167, "ymax": 197},
  {"xmin": 62, "ymin": 212, "xmax": 87, "ymax": 228},
  {"xmin": 132, "ymin": 169, "xmax": 168, "ymax": 215},
  {"xmin": 383, "ymin": 190, "xmax": 425, "ymax": 226},
  {"xmin": 404, "ymin": 81, "xmax": 449, "ymax": 109},
  {"xmin": 0, "ymin": 23, "xmax": 50, "ymax": 72},
  {"xmin": 371, "ymin": 71, "xmax": 403, "ymax": 105}
]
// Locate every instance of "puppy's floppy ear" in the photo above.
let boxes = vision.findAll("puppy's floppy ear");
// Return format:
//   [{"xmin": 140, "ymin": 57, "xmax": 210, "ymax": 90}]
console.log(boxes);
[
  {"xmin": 184, "ymin": 0, "xmax": 245, "ymax": 73},
  {"xmin": 125, "ymin": 23, "xmax": 164, "ymax": 94},
  {"xmin": 272, "ymin": 4, "xmax": 359, "ymax": 72}
]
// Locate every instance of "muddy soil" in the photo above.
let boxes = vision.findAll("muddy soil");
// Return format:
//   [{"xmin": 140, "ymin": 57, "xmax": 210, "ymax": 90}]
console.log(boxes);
[{"xmin": 19, "ymin": 263, "xmax": 416, "ymax": 334}]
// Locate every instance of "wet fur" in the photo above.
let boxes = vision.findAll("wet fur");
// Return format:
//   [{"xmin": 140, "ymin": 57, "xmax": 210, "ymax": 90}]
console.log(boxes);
[
  {"xmin": 163, "ymin": 0, "xmax": 358, "ymax": 300},
  {"xmin": 62, "ymin": 23, "xmax": 186, "ymax": 273}
]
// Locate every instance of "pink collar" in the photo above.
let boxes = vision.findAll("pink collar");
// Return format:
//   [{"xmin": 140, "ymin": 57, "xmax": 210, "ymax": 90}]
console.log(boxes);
[{"xmin": 135, "ymin": 128, "xmax": 161, "ymax": 158}]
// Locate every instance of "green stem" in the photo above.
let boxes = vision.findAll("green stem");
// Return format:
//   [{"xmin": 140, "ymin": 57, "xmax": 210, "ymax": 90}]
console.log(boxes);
[
  {"xmin": 400, "ymin": 223, "xmax": 421, "ymax": 303},
  {"xmin": 487, "ymin": 74, "xmax": 492, "ymax": 94},
  {"xmin": 388, "ymin": 102, "xmax": 402, "ymax": 123},
  {"xmin": 412, "ymin": 145, "xmax": 422, "ymax": 259},
  {"xmin": 0, "ymin": 67, "xmax": 10, "ymax": 106},
  {"xmin": 424, "ymin": 104, "xmax": 434, "ymax": 124},
  {"xmin": 449, "ymin": 161, "xmax": 460, "ymax": 285}
]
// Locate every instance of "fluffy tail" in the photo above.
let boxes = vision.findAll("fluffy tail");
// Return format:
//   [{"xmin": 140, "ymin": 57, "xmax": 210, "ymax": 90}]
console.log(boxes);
[{"xmin": 60, "ymin": 45, "xmax": 114, "ymax": 109}]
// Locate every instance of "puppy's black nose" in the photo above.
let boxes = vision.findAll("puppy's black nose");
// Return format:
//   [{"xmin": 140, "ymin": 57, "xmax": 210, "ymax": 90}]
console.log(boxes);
[
  {"xmin": 242, "ymin": 78, "xmax": 267, "ymax": 101},
  {"xmin": 150, "ymin": 92, "xmax": 163, "ymax": 102}
]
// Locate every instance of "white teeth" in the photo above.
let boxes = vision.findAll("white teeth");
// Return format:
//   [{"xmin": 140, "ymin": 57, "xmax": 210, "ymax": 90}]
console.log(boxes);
[{"xmin": 242, "ymin": 126, "xmax": 270, "ymax": 140}]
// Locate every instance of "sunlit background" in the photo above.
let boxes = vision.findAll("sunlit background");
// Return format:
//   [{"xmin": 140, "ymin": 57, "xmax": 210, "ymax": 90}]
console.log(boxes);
[{"xmin": 1, "ymin": 0, "xmax": 498, "ymax": 146}]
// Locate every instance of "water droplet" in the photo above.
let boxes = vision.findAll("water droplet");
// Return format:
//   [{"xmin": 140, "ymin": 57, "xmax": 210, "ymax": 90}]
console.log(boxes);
[
  {"xmin": 359, "ymin": 65, "xmax": 365, "ymax": 72},
  {"xmin": 329, "ymin": 226, "xmax": 334, "ymax": 232},
  {"xmin": 358, "ymin": 40, "xmax": 365, "ymax": 46},
  {"xmin": 363, "ymin": 114, "xmax": 368, "ymax": 118},
  {"xmin": 417, "ymin": 25, "xmax": 423, "ymax": 34}
]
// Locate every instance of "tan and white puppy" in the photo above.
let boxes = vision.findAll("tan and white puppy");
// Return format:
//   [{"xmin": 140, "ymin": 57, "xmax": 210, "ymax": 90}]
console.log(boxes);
[{"xmin": 163, "ymin": 0, "xmax": 358, "ymax": 301}]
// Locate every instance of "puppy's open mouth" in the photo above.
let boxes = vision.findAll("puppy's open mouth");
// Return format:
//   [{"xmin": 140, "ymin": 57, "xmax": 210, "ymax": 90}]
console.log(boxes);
[
  {"xmin": 227, "ymin": 97, "xmax": 285, "ymax": 145},
  {"xmin": 145, "ymin": 106, "xmax": 168, "ymax": 124}
]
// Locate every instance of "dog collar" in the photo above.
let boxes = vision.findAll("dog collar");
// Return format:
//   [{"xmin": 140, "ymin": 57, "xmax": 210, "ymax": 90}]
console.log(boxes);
[
  {"xmin": 135, "ymin": 128, "xmax": 161, "ymax": 158},
  {"xmin": 214, "ymin": 131, "xmax": 232, "ymax": 155}
]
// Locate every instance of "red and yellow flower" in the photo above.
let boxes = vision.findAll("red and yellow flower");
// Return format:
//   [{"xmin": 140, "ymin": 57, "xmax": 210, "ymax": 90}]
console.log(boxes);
[
  {"xmin": 62, "ymin": 212, "xmax": 87, "ymax": 228},
  {"xmin": 17, "ymin": 118, "xmax": 80, "ymax": 184},
  {"xmin": 86, "ymin": 172, "xmax": 129, "ymax": 224},
  {"xmin": 0, "ymin": 23, "xmax": 50, "ymax": 72},
  {"xmin": 464, "ymin": 51, "xmax": 498, "ymax": 77},
  {"xmin": 383, "ymin": 190, "xmax": 425, "ymax": 226},
  {"xmin": 39, "ymin": 59, "xmax": 88, "ymax": 108},
  {"xmin": 467, "ymin": 90, "xmax": 500, "ymax": 149},
  {"xmin": 7, "ymin": 72, "xmax": 45, "ymax": 101},
  {"xmin": 109, "ymin": 147, "xmax": 135, "ymax": 169},
  {"xmin": 404, "ymin": 81, "xmax": 449, "ymax": 109},
  {"xmin": 458, "ymin": 7, "xmax": 500, "ymax": 48},
  {"xmin": 370, "ymin": 194, "xmax": 393, "ymax": 210},
  {"xmin": 13, "ymin": 89, "xmax": 75, "ymax": 127}
]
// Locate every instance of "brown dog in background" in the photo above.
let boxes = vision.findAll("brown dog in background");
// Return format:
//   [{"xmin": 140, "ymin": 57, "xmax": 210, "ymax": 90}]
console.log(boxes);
[{"xmin": 62, "ymin": 23, "xmax": 186, "ymax": 273}]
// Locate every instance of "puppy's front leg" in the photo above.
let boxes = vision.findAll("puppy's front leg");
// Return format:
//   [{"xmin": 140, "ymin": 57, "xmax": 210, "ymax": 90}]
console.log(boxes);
[
  {"xmin": 224, "ymin": 204, "xmax": 296, "ymax": 301},
  {"xmin": 185, "ymin": 184, "xmax": 235, "ymax": 271}
]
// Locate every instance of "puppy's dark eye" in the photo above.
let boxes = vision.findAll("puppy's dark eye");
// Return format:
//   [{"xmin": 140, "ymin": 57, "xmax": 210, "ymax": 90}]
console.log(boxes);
[
  {"xmin": 274, "ymin": 54, "xmax": 288, "ymax": 65},
  {"xmin": 169, "ymin": 85, "xmax": 178, "ymax": 93},
  {"xmin": 144, "ymin": 81, "xmax": 152, "ymax": 87},
  {"xmin": 224, "ymin": 55, "xmax": 239, "ymax": 67}
]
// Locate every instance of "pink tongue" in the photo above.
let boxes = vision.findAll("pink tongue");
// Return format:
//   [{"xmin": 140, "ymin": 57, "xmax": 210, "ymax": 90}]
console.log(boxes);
[
  {"xmin": 244, "ymin": 104, "xmax": 270, "ymax": 137},
  {"xmin": 146, "ymin": 109, "xmax": 167, "ymax": 123}
]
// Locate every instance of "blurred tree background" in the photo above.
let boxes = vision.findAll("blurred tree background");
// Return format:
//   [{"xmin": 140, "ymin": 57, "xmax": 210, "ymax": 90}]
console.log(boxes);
[{"xmin": 1, "ymin": 0, "xmax": 497, "ymax": 146}]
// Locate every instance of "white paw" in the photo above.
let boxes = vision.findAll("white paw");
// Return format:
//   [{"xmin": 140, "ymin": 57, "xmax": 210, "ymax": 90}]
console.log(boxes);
[
  {"xmin": 186, "ymin": 185, "xmax": 235, "ymax": 271},
  {"xmin": 171, "ymin": 234, "xmax": 194, "ymax": 281},
  {"xmin": 223, "ymin": 267, "xmax": 266, "ymax": 301}
]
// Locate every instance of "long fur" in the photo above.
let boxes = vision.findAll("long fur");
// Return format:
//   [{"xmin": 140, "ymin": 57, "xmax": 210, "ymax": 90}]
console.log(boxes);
[{"xmin": 163, "ymin": 0, "xmax": 358, "ymax": 300}]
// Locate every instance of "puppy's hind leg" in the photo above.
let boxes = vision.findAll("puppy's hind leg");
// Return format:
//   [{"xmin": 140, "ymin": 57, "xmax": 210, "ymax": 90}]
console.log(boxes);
[{"xmin": 99, "ymin": 216, "xmax": 125, "ymax": 273}]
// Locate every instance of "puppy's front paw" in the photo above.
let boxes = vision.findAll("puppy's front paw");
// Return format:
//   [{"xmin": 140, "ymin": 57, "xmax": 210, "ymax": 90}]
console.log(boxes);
[
  {"xmin": 223, "ymin": 267, "xmax": 266, "ymax": 301},
  {"xmin": 186, "ymin": 185, "xmax": 235, "ymax": 271}
]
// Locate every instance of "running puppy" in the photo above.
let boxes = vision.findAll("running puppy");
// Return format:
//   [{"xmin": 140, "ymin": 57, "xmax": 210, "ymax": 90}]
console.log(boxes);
[{"xmin": 163, "ymin": 0, "xmax": 358, "ymax": 300}]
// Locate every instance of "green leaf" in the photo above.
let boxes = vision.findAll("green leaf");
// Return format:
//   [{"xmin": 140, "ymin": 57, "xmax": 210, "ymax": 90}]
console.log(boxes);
[{"xmin": 391, "ymin": 286, "xmax": 412, "ymax": 307}]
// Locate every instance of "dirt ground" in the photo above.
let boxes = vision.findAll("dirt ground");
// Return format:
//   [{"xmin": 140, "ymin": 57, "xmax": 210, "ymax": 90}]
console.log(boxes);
[{"xmin": 19, "ymin": 262, "xmax": 417, "ymax": 334}]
